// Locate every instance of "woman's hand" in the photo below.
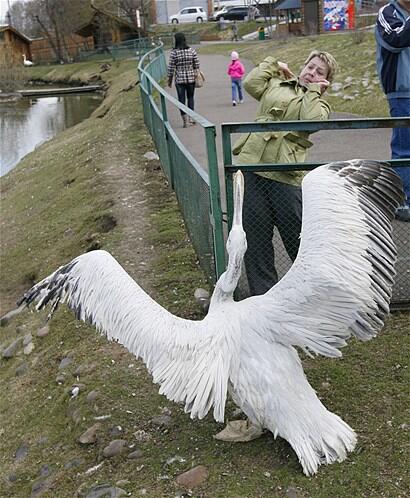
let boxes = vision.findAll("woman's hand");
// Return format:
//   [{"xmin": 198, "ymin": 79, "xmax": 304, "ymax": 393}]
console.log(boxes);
[
  {"xmin": 317, "ymin": 79, "xmax": 330, "ymax": 94},
  {"xmin": 278, "ymin": 61, "xmax": 294, "ymax": 79},
  {"xmin": 167, "ymin": 79, "xmax": 173, "ymax": 88}
]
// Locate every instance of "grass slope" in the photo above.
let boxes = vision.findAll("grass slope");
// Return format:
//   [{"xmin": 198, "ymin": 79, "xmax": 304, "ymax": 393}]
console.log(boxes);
[{"xmin": 0, "ymin": 50, "xmax": 409, "ymax": 498}]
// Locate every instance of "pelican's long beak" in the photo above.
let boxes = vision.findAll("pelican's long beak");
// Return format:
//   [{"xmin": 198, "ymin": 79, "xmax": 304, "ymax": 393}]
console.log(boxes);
[{"xmin": 232, "ymin": 170, "xmax": 244, "ymax": 227}]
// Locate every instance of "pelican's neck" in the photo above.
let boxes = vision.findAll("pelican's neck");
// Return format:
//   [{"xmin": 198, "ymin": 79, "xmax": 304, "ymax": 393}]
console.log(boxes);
[{"xmin": 209, "ymin": 273, "xmax": 236, "ymax": 310}]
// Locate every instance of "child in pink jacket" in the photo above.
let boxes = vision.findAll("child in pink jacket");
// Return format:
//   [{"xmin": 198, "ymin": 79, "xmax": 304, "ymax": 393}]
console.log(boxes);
[{"xmin": 227, "ymin": 51, "xmax": 245, "ymax": 106}]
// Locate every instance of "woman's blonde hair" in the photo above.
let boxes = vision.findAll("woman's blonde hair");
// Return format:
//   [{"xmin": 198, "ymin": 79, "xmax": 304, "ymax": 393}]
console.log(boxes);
[{"xmin": 303, "ymin": 50, "xmax": 338, "ymax": 82}]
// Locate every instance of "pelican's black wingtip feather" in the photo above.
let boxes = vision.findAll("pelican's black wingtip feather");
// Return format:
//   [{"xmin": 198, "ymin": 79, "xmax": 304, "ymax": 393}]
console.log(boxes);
[
  {"xmin": 325, "ymin": 160, "xmax": 404, "ymax": 340},
  {"xmin": 17, "ymin": 260, "xmax": 78, "ymax": 313},
  {"xmin": 328, "ymin": 160, "xmax": 405, "ymax": 218}
]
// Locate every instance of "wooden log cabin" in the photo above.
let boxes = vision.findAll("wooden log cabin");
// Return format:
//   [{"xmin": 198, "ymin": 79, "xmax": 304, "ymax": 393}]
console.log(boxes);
[{"xmin": 0, "ymin": 25, "xmax": 31, "ymax": 66}]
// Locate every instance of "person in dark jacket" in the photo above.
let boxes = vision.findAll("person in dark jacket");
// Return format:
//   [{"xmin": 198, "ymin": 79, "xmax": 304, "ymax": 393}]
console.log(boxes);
[
  {"xmin": 167, "ymin": 33, "xmax": 200, "ymax": 128},
  {"xmin": 376, "ymin": 0, "xmax": 410, "ymax": 221}
]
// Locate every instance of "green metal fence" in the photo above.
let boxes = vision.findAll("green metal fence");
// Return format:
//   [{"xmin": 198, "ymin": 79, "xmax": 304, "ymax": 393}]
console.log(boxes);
[
  {"xmin": 152, "ymin": 32, "xmax": 201, "ymax": 49},
  {"xmin": 77, "ymin": 38, "xmax": 156, "ymax": 62},
  {"xmin": 222, "ymin": 118, "xmax": 410, "ymax": 309},
  {"xmin": 137, "ymin": 43, "xmax": 225, "ymax": 284}
]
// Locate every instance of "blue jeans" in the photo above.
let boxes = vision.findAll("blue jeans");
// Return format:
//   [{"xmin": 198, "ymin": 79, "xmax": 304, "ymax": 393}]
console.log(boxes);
[
  {"xmin": 231, "ymin": 79, "xmax": 243, "ymax": 102},
  {"xmin": 389, "ymin": 97, "xmax": 410, "ymax": 205}
]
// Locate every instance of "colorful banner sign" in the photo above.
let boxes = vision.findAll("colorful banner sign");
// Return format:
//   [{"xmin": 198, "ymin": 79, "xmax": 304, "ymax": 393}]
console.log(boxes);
[{"xmin": 324, "ymin": 0, "xmax": 355, "ymax": 31}]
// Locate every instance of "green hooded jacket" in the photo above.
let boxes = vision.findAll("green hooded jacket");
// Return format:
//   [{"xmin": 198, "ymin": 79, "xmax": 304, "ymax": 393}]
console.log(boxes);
[{"xmin": 233, "ymin": 56, "xmax": 331, "ymax": 186}]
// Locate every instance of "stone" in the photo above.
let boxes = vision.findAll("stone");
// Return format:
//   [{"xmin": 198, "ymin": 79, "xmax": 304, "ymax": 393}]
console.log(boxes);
[
  {"xmin": 2, "ymin": 337, "xmax": 23, "ymax": 358},
  {"xmin": 31, "ymin": 477, "xmax": 53, "ymax": 497},
  {"xmin": 331, "ymin": 82, "xmax": 343, "ymax": 92},
  {"xmin": 59, "ymin": 357, "xmax": 72, "ymax": 370},
  {"xmin": 86, "ymin": 390, "xmax": 99, "ymax": 403},
  {"xmin": 194, "ymin": 288, "xmax": 210, "ymax": 312},
  {"xmin": 15, "ymin": 362, "xmax": 28, "ymax": 376},
  {"xmin": 14, "ymin": 443, "xmax": 28, "ymax": 461},
  {"xmin": 103, "ymin": 439, "xmax": 128, "ymax": 458},
  {"xmin": 0, "ymin": 305, "xmax": 24, "ymax": 326},
  {"xmin": 286, "ymin": 487, "xmax": 299, "ymax": 498},
  {"xmin": 23, "ymin": 333, "xmax": 33, "ymax": 346},
  {"xmin": 127, "ymin": 448, "xmax": 143, "ymax": 459},
  {"xmin": 150, "ymin": 414, "xmax": 172, "ymax": 427},
  {"xmin": 115, "ymin": 480, "xmax": 130, "ymax": 487},
  {"xmin": 24, "ymin": 342, "xmax": 35, "ymax": 355},
  {"xmin": 143, "ymin": 151, "xmax": 159, "ymax": 161},
  {"xmin": 78, "ymin": 423, "xmax": 101, "ymax": 445},
  {"xmin": 175, "ymin": 465, "xmax": 209, "ymax": 488},
  {"xmin": 37, "ymin": 325, "xmax": 49, "ymax": 337}
]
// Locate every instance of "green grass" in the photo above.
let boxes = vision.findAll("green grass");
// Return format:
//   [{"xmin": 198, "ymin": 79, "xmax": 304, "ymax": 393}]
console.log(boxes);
[
  {"xmin": 198, "ymin": 31, "xmax": 390, "ymax": 117},
  {"xmin": 150, "ymin": 20, "xmax": 263, "ymax": 41},
  {"xmin": 1, "ymin": 55, "xmax": 409, "ymax": 498}
]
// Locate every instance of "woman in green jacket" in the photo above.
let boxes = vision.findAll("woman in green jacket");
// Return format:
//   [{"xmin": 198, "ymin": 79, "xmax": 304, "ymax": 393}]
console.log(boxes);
[{"xmin": 233, "ymin": 50, "xmax": 337, "ymax": 295}]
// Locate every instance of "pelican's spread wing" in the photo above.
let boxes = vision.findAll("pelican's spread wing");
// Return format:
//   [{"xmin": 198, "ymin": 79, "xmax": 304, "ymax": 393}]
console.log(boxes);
[
  {"xmin": 18, "ymin": 250, "xmax": 232, "ymax": 422},
  {"xmin": 246, "ymin": 160, "xmax": 404, "ymax": 358}
]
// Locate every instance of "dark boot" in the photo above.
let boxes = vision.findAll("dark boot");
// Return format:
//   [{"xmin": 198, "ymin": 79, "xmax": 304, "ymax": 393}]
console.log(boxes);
[{"xmin": 182, "ymin": 114, "xmax": 188, "ymax": 128}]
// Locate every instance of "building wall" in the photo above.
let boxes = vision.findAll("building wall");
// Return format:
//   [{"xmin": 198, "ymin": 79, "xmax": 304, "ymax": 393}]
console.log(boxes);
[
  {"xmin": 30, "ymin": 34, "xmax": 94, "ymax": 63},
  {"xmin": 0, "ymin": 29, "xmax": 31, "ymax": 65}
]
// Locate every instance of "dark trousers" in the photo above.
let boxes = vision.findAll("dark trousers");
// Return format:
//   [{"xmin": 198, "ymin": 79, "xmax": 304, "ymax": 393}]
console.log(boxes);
[
  {"xmin": 175, "ymin": 83, "xmax": 195, "ymax": 116},
  {"xmin": 389, "ymin": 97, "xmax": 410, "ymax": 205},
  {"xmin": 243, "ymin": 172, "xmax": 302, "ymax": 295}
]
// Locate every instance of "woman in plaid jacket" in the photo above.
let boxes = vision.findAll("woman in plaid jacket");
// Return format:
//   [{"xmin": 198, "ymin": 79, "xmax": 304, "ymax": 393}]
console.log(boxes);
[{"xmin": 167, "ymin": 32, "xmax": 200, "ymax": 128}]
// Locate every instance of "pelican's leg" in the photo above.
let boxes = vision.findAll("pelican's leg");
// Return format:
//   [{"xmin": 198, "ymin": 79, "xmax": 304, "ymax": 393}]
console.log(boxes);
[
  {"xmin": 213, "ymin": 383, "xmax": 264, "ymax": 442},
  {"xmin": 213, "ymin": 419, "xmax": 263, "ymax": 442}
]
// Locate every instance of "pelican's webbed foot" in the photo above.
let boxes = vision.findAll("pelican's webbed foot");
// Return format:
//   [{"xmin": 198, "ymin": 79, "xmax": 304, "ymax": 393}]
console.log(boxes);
[{"xmin": 213, "ymin": 419, "xmax": 263, "ymax": 442}]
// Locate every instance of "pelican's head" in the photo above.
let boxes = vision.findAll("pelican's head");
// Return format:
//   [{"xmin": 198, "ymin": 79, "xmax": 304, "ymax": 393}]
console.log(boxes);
[{"xmin": 214, "ymin": 171, "xmax": 247, "ymax": 298}]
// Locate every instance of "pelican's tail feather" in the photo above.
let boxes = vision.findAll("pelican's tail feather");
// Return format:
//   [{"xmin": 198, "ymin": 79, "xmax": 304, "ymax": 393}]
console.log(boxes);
[{"xmin": 286, "ymin": 409, "xmax": 357, "ymax": 476}]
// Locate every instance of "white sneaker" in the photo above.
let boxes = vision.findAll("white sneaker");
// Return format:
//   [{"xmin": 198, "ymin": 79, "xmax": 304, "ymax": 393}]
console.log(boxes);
[
  {"xmin": 239, "ymin": 100, "xmax": 244, "ymax": 104},
  {"xmin": 232, "ymin": 101, "xmax": 236, "ymax": 106}
]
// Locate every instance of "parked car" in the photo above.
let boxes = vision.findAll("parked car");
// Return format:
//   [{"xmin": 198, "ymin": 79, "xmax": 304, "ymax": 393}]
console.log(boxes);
[
  {"xmin": 213, "ymin": 5, "xmax": 259, "ymax": 21},
  {"xmin": 169, "ymin": 6, "xmax": 208, "ymax": 24}
]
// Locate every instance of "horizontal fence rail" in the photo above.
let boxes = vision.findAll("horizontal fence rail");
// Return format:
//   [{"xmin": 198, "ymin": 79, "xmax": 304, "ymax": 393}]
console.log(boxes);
[
  {"xmin": 137, "ymin": 43, "xmax": 225, "ymax": 283},
  {"xmin": 222, "ymin": 118, "xmax": 410, "ymax": 309}
]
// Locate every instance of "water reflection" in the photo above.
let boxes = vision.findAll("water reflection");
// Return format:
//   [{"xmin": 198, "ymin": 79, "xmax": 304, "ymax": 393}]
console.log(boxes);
[{"xmin": 0, "ymin": 94, "xmax": 102, "ymax": 176}]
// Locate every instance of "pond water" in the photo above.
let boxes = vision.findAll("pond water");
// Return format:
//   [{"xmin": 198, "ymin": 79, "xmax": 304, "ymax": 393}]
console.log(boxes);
[{"xmin": 0, "ymin": 93, "xmax": 102, "ymax": 177}]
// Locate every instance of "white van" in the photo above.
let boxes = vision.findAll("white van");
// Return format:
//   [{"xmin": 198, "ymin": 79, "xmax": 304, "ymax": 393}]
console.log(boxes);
[{"xmin": 169, "ymin": 6, "xmax": 208, "ymax": 23}]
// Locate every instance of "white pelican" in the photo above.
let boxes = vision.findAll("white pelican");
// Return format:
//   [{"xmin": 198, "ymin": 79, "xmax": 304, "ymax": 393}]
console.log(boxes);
[
  {"xmin": 17, "ymin": 160, "xmax": 403, "ymax": 476},
  {"xmin": 22, "ymin": 54, "xmax": 33, "ymax": 66}
]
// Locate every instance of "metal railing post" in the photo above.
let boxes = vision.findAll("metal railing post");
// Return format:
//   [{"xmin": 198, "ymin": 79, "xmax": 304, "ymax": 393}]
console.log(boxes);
[
  {"xmin": 160, "ymin": 93, "xmax": 174, "ymax": 189},
  {"xmin": 205, "ymin": 126, "xmax": 226, "ymax": 279},
  {"xmin": 222, "ymin": 124, "xmax": 234, "ymax": 232}
]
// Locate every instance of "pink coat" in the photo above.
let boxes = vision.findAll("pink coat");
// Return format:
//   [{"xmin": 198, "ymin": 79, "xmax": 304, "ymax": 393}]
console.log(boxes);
[{"xmin": 227, "ymin": 60, "xmax": 245, "ymax": 80}]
